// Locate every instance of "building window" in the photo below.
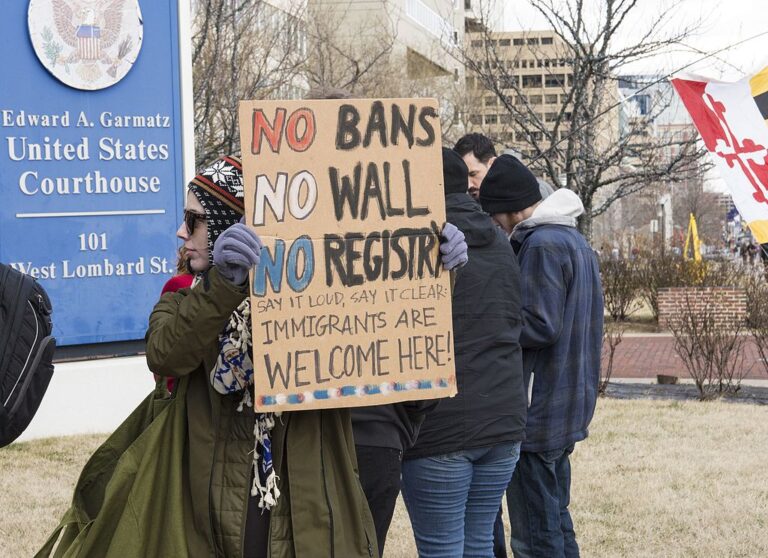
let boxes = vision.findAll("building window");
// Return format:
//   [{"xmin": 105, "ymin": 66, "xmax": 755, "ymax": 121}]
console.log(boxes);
[
  {"xmin": 499, "ymin": 39, "xmax": 511, "ymax": 46},
  {"xmin": 635, "ymin": 94, "xmax": 651, "ymax": 115},
  {"xmin": 500, "ymin": 114, "xmax": 513, "ymax": 124},
  {"xmin": 560, "ymin": 94, "xmax": 570, "ymax": 104},
  {"xmin": 545, "ymin": 111, "xmax": 559, "ymax": 122},
  {"xmin": 521, "ymin": 60, "xmax": 528, "ymax": 68},
  {"xmin": 527, "ymin": 37, "xmax": 539, "ymax": 45},
  {"xmin": 568, "ymin": 74, "xmax": 574, "ymax": 87},
  {"xmin": 465, "ymin": 0, "xmax": 471, "ymax": 9},
  {"xmin": 545, "ymin": 74, "xmax": 565, "ymax": 87},
  {"xmin": 513, "ymin": 38, "xmax": 524, "ymax": 45},
  {"xmin": 500, "ymin": 75, "xmax": 517, "ymax": 88},
  {"xmin": 545, "ymin": 94, "xmax": 558, "ymax": 104},
  {"xmin": 484, "ymin": 96, "xmax": 497, "ymax": 106},
  {"xmin": 529, "ymin": 95, "xmax": 542, "ymax": 104},
  {"xmin": 522, "ymin": 75, "xmax": 542, "ymax": 88},
  {"xmin": 471, "ymin": 40, "xmax": 482, "ymax": 47},
  {"xmin": 469, "ymin": 114, "xmax": 483, "ymax": 125},
  {"xmin": 541, "ymin": 37, "xmax": 554, "ymax": 45},
  {"xmin": 485, "ymin": 114, "xmax": 498, "ymax": 124}
]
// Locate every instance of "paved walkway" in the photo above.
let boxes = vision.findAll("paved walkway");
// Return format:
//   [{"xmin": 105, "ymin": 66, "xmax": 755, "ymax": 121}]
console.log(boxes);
[
  {"xmin": 13, "ymin": 334, "xmax": 767, "ymax": 443},
  {"xmin": 16, "ymin": 356, "xmax": 154, "ymax": 443},
  {"xmin": 605, "ymin": 381, "xmax": 768, "ymax": 405},
  {"xmin": 608, "ymin": 334, "xmax": 768, "ymax": 380}
]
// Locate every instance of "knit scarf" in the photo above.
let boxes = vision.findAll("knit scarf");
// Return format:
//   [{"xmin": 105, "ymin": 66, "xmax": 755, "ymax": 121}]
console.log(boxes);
[{"xmin": 207, "ymin": 287, "xmax": 281, "ymax": 510}]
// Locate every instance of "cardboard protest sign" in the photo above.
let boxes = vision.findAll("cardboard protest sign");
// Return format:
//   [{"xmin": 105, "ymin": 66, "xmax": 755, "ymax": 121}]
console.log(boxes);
[{"xmin": 238, "ymin": 98, "xmax": 456, "ymax": 412}]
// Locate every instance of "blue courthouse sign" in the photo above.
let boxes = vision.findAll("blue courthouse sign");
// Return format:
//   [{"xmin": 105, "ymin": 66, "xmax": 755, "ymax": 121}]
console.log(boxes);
[{"xmin": 0, "ymin": 2, "xmax": 190, "ymax": 345}]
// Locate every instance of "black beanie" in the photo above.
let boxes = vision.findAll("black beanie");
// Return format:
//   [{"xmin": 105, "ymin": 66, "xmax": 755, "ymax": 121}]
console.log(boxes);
[
  {"xmin": 442, "ymin": 147, "xmax": 468, "ymax": 195},
  {"xmin": 479, "ymin": 154, "xmax": 541, "ymax": 214}
]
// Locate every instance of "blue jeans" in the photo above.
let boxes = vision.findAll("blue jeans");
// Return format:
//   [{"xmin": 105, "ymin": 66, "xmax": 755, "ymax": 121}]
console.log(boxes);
[
  {"xmin": 506, "ymin": 444, "xmax": 579, "ymax": 558},
  {"xmin": 402, "ymin": 442, "xmax": 521, "ymax": 558}
]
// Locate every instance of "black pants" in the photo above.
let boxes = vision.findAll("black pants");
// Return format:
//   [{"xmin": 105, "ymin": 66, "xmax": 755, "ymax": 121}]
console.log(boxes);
[
  {"xmin": 356, "ymin": 445, "xmax": 403, "ymax": 555},
  {"xmin": 244, "ymin": 478, "xmax": 270, "ymax": 558}
]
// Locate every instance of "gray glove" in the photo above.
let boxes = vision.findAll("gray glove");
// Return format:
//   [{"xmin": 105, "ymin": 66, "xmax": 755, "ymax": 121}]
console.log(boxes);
[
  {"xmin": 213, "ymin": 223, "xmax": 263, "ymax": 285},
  {"xmin": 440, "ymin": 222, "xmax": 468, "ymax": 271}
]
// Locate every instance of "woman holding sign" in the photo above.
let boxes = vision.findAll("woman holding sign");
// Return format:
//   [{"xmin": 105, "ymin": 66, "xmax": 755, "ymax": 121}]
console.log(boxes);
[
  {"xmin": 146, "ymin": 156, "xmax": 378, "ymax": 558},
  {"xmin": 36, "ymin": 156, "xmax": 378, "ymax": 558}
]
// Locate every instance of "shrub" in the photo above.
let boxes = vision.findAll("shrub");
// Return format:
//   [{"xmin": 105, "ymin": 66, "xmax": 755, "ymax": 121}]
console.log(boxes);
[
  {"xmin": 635, "ymin": 254, "xmax": 684, "ymax": 321},
  {"xmin": 666, "ymin": 291, "xmax": 748, "ymax": 400},
  {"xmin": 744, "ymin": 270, "xmax": 768, "ymax": 377},
  {"xmin": 600, "ymin": 258, "xmax": 642, "ymax": 321},
  {"xmin": 599, "ymin": 320, "xmax": 624, "ymax": 394}
]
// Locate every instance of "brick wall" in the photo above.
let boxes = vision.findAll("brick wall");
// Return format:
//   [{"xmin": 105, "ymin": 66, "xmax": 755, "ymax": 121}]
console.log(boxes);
[{"xmin": 658, "ymin": 287, "xmax": 747, "ymax": 330}]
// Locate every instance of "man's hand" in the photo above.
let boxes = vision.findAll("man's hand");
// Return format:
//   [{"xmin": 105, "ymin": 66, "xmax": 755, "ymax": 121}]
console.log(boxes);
[
  {"xmin": 440, "ymin": 222, "xmax": 468, "ymax": 271},
  {"xmin": 213, "ymin": 223, "xmax": 262, "ymax": 285}
]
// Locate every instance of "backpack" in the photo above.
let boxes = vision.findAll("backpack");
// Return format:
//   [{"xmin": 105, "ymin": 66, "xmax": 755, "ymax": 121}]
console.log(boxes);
[{"xmin": 0, "ymin": 262, "xmax": 56, "ymax": 447}]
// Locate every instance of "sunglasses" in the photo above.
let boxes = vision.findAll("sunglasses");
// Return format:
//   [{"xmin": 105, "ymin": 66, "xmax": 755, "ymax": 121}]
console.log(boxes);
[{"xmin": 184, "ymin": 210, "xmax": 207, "ymax": 233}]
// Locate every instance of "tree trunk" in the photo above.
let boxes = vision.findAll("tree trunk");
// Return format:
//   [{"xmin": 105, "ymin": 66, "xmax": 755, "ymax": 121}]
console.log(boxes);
[{"xmin": 578, "ymin": 202, "xmax": 593, "ymax": 242}]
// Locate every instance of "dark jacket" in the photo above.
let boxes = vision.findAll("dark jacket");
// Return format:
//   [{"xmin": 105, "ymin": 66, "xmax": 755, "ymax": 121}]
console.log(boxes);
[
  {"xmin": 145, "ymin": 268, "xmax": 378, "ymax": 558},
  {"xmin": 352, "ymin": 401, "xmax": 436, "ymax": 451},
  {"xmin": 405, "ymin": 193, "xmax": 527, "ymax": 460},
  {"xmin": 511, "ymin": 190, "xmax": 604, "ymax": 453}
]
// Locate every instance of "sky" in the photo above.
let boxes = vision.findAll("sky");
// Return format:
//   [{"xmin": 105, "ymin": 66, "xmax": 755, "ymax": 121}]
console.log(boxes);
[{"xmin": 500, "ymin": 0, "xmax": 768, "ymax": 82}]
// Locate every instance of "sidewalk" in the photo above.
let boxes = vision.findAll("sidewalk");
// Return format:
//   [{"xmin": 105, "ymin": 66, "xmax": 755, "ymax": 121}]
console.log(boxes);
[
  {"xmin": 15, "ymin": 335, "xmax": 767, "ymax": 443},
  {"xmin": 609, "ymin": 334, "xmax": 767, "ymax": 380},
  {"xmin": 16, "ymin": 356, "xmax": 155, "ymax": 443}
]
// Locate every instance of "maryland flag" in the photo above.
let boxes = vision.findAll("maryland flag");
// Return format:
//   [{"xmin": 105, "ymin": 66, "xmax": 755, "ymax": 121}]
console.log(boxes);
[{"xmin": 672, "ymin": 66, "xmax": 768, "ymax": 243}]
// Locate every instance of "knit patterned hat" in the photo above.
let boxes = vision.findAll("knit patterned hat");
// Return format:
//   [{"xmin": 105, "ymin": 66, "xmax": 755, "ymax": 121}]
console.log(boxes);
[
  {"xmin": 479, "ymin": 154, "xmax": 541, "ymax": 215},
  {"xmin": 188, "ymin": 155, "xmax": 245, "ymax": 264}
]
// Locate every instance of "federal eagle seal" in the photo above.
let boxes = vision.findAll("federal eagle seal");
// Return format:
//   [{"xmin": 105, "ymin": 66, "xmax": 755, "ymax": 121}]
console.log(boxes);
[{"xmin": 28, "ymin": 0, "xmax": 144, "ymax": 91}]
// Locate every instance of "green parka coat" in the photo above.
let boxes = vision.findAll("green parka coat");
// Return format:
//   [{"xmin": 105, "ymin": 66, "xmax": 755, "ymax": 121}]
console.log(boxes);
[
  {"xmin": 38, "ymin": 268, "xmax": 378, "ymax": 558},
  {"xmin": 146, "ymin": 268, "xmax": 378, "ymax": 558}
]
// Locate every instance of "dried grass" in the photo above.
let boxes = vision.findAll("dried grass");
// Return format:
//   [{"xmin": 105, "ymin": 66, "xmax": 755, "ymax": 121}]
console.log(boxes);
[{"xmin": 2, "ymin": 399, "xmax": 767, "ymax": 557}]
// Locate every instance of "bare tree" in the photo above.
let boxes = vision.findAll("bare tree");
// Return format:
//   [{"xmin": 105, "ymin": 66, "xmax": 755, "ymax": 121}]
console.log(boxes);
[
  {"xmin": 302, "ymin": 1, "xmax": 397, "ymax": 94},
  {"xmin": 672, "ymin": 178, "xmax": 725, "ymax": 245},
  {"xmin": 453, "ymin": 0, "xmax": 709, "ymax": 239},
  {"xmin": 600, "ymin": 320, "xmax": 624, "ymax": 394},
  {"xmin": 192, "ymin": 0, "xmax": 468, "ymax": 163},
  {"xmin": 192, "ymin": 0, "xmax": 307, "ymax": 166},
  {"xmin": 302, "ymin": 1, "xmax": 466, "ymax": 143}
]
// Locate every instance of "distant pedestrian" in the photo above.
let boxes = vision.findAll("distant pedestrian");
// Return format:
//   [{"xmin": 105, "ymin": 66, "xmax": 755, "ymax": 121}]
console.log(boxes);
[
  {"xmin": 455, "ymin": 133, "xmax": 557, "ymax": 204},
  {"xmin": 454, "ymin": 133, "xmax": 498, "ymax": 200}
]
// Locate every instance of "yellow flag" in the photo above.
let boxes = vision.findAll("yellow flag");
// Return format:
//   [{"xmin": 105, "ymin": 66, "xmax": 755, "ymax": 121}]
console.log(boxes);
[{"xmin": 684, "ymin": 213, "xmax": 702, "ymax": 261}]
